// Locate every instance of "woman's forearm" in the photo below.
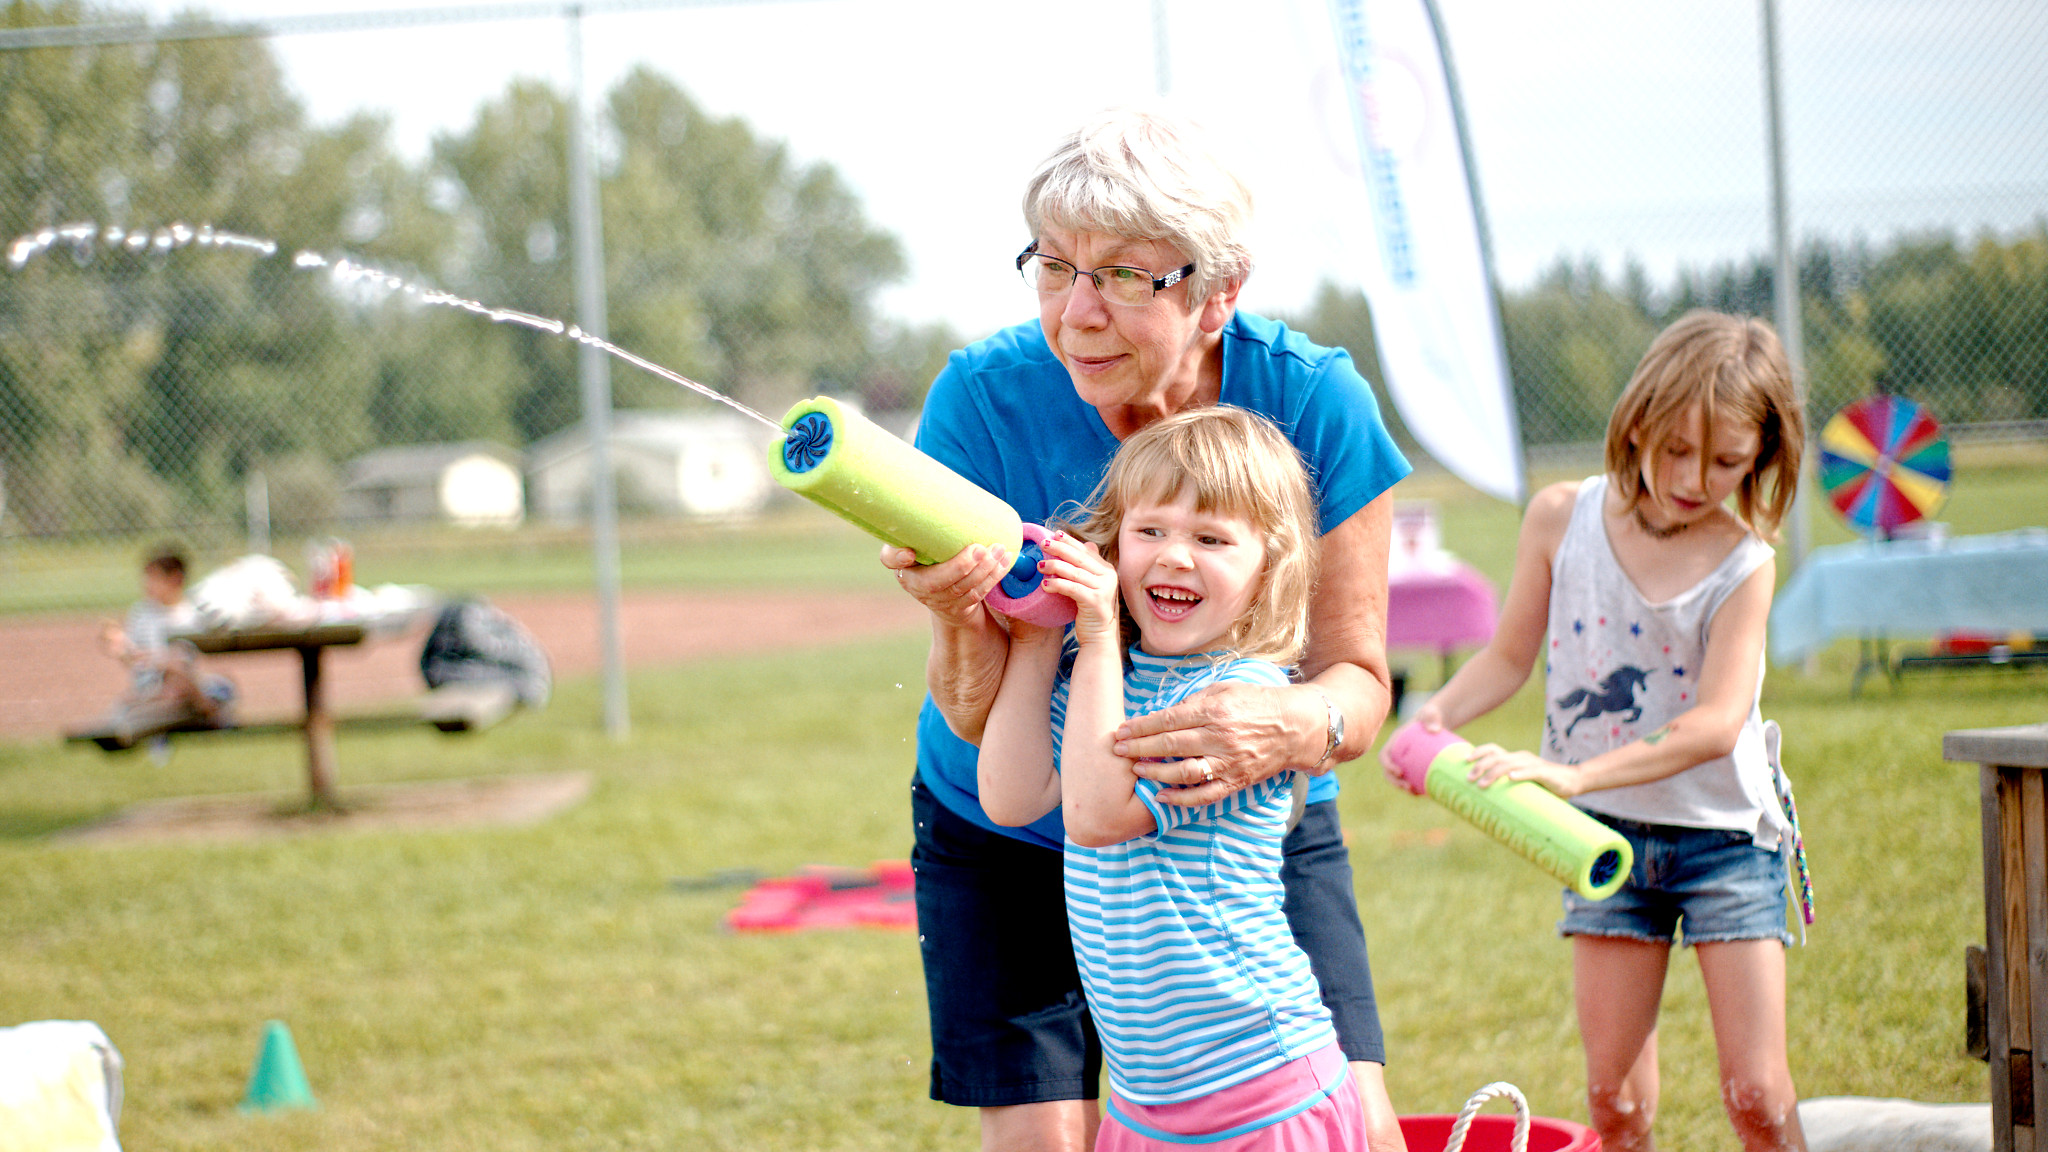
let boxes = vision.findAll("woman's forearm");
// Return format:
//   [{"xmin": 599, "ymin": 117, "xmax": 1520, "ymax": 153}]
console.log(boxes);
[
  {"xmin": 1300, "ymin": 662, "xmax": 1382, "ymax": 769},
  {"xmin": 1299, "ymin": 496, "xmax": 1394, "ymax": 766},
  {"xmin": 925, "ymin": 610, "xmax": 1011, "ymax": 745}
]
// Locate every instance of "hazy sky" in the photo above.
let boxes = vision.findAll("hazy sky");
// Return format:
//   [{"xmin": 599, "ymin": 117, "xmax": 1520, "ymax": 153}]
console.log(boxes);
[{"xmin": 121, "ymin": 0, "xmax": 2048, "ymax": 337}]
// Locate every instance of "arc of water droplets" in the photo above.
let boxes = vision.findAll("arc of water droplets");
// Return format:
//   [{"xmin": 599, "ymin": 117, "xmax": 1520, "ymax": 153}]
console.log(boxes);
[
  {"xmin": 7, "ymin": 222, "xmax": 279, "ymax": 269},
  {"xmin": 291, "ymin": 251, "xmax": 780, "ymax": 431},
  {"xmin": 7, "ymin": 220, "xmax": 783, "ymax": 434}
]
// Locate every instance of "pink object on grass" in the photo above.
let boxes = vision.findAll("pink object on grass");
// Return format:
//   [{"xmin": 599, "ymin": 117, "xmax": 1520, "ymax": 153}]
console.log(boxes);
[{"xmin": 724, "ymin": 862, "xmax": 915, "ymax": 933}]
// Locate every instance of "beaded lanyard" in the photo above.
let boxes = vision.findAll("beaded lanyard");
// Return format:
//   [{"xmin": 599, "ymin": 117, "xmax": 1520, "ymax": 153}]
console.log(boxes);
[{"xmin": 1763, "ymin": 720, "xmax": 1816, "ymax": 941}]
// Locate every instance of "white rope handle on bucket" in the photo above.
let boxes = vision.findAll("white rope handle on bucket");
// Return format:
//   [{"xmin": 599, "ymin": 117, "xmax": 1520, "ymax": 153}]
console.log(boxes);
[{"xmin": 1443, "ymin": 1081, "xmax": 1531, "ymax": 1152}]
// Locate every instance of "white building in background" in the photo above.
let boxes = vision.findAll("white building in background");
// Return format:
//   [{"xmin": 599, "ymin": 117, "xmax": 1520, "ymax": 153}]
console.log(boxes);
[
  {"xmin": 525, "ymin": 410, "xmax": 776, "ymax": 522},
  {"xmin": 338, "ymin": 441, "xmax": 525, "ymax": 528}
]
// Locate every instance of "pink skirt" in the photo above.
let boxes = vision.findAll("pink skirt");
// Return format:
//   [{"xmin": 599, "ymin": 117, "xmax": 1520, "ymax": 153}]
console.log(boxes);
[{"xmin": 1097, "ymin": 1043, "xmax": 1366, "ymax": 1150}]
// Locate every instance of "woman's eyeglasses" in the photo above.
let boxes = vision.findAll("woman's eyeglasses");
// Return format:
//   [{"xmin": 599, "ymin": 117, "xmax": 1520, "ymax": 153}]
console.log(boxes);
[{"xmin": 1016, "ymin": 243, "xmax": 1194, "ymax": 307}]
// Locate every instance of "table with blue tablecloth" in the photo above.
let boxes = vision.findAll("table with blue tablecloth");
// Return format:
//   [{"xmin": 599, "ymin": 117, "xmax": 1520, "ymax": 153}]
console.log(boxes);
[{"xmin": 1769, "ymin": 529, "xmax": 2048, "ymax": 690}]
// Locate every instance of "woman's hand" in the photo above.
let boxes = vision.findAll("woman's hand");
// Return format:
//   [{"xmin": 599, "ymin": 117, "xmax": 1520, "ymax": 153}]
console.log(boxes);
[
  {"xmin": 888, "ymin": 542, "xmax": 1015, "ymax": 746},
  {"xmin": 1116, "ymin": 681, "xmax": 1311, "ymax": 806},
  {"xmin": 880, "ymin": 543, "xmax": 1007, "ymax": 628},
  {"xmin": 1033, "ymin": 532, "xmax": 1119, "ymax": 649},
  {"xmin": 1465, "ymin": 743, "xmax": 1586, "ymax": 798}
]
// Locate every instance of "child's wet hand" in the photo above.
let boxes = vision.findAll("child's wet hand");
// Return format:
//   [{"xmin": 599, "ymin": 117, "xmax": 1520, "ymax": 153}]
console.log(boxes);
[
  {"xmin": 1036, "ymin": 533, "xmax": 1119, "ymax": 642},
  {"xmin": 1466, "ymin": 745, "xmax": 1581, "ymax": 797},
  {"xmin": 1378, "ymin": 746, "xmax": 1418, "ymax": 793},
  {"xmin": 1464, "ymin": 743, "xmax": 1505, "ymax": 787},
  {"xmin": 98, "ymin": 618, "xmax": 129, "ymax": 659},
  {"xmin": 1465, "ymin": 744, "xmax": 1536, "ymax": 788}
]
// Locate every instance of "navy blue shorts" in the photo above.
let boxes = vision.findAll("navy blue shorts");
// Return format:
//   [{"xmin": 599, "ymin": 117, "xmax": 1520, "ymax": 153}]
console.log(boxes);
[{"xmin": 912, "ymin": 777, "xmax": 1385, "ymax": 1108}]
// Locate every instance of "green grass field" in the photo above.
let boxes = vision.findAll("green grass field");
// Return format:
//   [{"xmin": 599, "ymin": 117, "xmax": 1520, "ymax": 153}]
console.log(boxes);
[{"xmin": 1, "ymin": 451, "xmax": 2044, "ymax": 1149}]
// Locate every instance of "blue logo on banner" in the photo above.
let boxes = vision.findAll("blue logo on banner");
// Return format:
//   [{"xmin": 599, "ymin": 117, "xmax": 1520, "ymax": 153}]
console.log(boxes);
[{"xmin": 1330, "ymin": 0, "xmax": 1417, "ymax": 286}]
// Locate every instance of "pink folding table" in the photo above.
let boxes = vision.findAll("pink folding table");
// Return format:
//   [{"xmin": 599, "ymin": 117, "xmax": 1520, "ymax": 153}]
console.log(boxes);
[{"xmin": 1387, "ymin": 562, "xmax": 1500, "ymax": 678}]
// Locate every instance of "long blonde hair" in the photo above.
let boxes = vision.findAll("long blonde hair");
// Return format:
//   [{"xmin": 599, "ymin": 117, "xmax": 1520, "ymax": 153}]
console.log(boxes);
[
  {"xmin": 1605, "ymin": 310, "xmax": 1805, "ymax": 538},
  {"xmin": 1061, "ymin": 406, "xmax": 1319, "ymax": 665}
]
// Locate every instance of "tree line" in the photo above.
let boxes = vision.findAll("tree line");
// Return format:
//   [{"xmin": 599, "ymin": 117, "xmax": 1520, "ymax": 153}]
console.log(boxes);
[
  {"xmin": 4, "ymin": 1, "xmax": 2042, "ymax": 537},
  {"xmin": 1287, "ymin": 225, "xmax": 2048, "ymax": 456},
  {"xmin": 0, "ymin": 0, "xmax": 954, "ymax": 536}
]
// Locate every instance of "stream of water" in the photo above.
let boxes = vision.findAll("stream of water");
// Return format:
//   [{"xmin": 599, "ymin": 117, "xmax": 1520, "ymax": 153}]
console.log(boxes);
[{"xmin": 7, "ymin": 221, "xmax": 785, "ymax": 434}]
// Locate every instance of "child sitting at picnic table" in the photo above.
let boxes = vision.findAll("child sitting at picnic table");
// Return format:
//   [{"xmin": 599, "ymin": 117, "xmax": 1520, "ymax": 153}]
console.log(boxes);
[{"xmin": 99, "ymin": 545, "xmax": 236, "ymax": 731}]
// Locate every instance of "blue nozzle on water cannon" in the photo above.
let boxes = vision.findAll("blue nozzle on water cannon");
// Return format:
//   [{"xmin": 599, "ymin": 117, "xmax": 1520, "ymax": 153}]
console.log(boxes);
[
  {"xmin": 780, "ymin": 410, "xmax": 835, "ymax": 474},
  {"xmin": 986, "ymin": 523, "xmax": 1073, "ymax": 627},
  {"xmin": 999, "ymin": 536, "xmax": 1048, "ymax": 599}
]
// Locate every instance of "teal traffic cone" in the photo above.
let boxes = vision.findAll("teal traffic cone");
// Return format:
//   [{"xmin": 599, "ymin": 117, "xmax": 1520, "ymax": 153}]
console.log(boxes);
[{"xmin": 240, "ymin": 1020, "xmax": 317, "ymax": 1112}]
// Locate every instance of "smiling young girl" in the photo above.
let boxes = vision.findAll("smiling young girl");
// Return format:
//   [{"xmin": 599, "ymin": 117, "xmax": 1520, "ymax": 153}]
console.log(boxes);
[
  {"xmin": 977, "ymin": 405, "xmax": 1365, "ymax": 1150},
  {"xmin": 1399, "ymin": 310, "xmax": 1809, "ymax": 1151}
]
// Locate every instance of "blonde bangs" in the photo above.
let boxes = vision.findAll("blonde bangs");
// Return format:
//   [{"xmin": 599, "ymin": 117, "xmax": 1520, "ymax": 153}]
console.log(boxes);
[
  {"xmin": 1062, "ymin": 407, "xmax": 1320, "ymax": 666},
  {"xmin": 1606, "ymin": 310, "xmax": 1805, "ymax": 538}
]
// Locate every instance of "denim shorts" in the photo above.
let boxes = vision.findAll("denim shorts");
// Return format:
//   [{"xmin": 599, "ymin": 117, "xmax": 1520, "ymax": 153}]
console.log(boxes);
[
  {"xmin": 911, "ymin": 777, "xmax": 1386, "ymax": 1108},
  {"xmin": 1559, "ymin": 816, "xmax": 1793, "ymax": 947}
]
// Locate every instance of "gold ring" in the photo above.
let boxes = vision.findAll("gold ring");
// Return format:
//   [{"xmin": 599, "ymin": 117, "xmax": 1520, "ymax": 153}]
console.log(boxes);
[{"xmin": 1200, "ymin": 763, "xmax": 1214, "ymax": 783}]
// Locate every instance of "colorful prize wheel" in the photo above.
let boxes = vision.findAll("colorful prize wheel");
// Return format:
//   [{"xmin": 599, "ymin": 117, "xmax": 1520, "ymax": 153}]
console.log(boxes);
[{"xmin": 1817, "ymin": 395, "xmax": 1952, "ymax": 538}]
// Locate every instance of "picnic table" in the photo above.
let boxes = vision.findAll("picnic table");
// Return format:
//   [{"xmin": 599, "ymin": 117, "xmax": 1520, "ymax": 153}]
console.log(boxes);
[
  {"xmin": 179, "ymin": 618, "xmax": 383, "ymax": 810},
  {"xmin": 164, "ymin": 588, "xmax": 532, "ymax": 810},
  {"xmin": 67, "ymin": 586, "xmax": 478, "ymax": 810}
]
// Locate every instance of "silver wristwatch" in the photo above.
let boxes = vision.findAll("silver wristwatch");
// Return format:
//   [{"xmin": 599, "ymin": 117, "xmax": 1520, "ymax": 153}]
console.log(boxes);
[{"xmin": 1308, "ymin": 689, "xmax": 1343, "ymax": 773}]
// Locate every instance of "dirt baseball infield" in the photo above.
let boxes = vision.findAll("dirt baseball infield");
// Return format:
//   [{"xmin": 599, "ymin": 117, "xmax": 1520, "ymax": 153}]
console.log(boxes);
[{"xmin": 0, "ymin": 589, "xmax": 928, "ymax": 744}]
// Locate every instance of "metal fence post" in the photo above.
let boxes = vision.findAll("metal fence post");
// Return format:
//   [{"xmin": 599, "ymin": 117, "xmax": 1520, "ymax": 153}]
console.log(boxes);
[
  {"xmin": 568, "ymin": 5, "xmax": 629, "ymax": 740},
  {"xmin": 1762, "ymin": 0, "xmax": 1814, "ymax": 576}
]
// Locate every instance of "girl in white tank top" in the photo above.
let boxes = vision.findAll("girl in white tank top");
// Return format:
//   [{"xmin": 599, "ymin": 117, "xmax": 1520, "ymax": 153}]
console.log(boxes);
[{"xmin": 1390, "ymin": 311, "xmax": 1812, "ymax": 1152}]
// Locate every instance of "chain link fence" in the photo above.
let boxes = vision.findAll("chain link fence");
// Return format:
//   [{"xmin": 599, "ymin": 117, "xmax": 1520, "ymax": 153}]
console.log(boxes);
[
  {"xmin": 1, "ymin": 0, "xmax": 2043, "ymax": 606},
  {"xmin": 1288, "ymin": 0, "xmax": 2048, "ymax": 470}
]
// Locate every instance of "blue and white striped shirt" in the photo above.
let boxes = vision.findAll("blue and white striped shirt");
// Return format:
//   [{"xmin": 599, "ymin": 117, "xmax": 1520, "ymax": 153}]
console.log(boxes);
[{"xmin": 1051, "ymin": 646, "xmax": 1336, "ymax": 1105}]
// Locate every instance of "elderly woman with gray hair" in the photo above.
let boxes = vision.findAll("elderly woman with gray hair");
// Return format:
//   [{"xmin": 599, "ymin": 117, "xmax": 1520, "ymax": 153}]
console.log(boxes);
[{"xmin": 885, "ymin": 106, "xmax": 1410, "ymax": 1152}]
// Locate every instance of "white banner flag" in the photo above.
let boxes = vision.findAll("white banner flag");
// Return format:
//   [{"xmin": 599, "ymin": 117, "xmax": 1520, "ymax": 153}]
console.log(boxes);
[{"xmin": 1322, "ymin": 0, "xmax": 1524, "ymax": 502}]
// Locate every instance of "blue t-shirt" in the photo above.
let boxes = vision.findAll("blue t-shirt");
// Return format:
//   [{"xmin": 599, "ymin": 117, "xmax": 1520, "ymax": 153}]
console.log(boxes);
[{"xmin": 915, "ymin": 312, "xmax": 1411, "ymax": 849}]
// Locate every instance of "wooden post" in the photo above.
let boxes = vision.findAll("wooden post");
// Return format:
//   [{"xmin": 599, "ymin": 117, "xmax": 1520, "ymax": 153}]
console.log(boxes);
[
  {"xmin": 183, "ymin": 621, "xmax": 371, "ymax": 813},
  {"xmin": 1947, "ymin": 723, "xmax": 2048, "ymax": 1152},
  {"xmin": 298, "ymin": 644, "xmax": 339, "ymax": 811}
]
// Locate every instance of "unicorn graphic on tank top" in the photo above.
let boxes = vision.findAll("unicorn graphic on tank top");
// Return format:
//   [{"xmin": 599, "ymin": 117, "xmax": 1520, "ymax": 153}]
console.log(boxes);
[{"xmin": 1552, "ymin": 665, "xmax": 1652, "ymax": 739}]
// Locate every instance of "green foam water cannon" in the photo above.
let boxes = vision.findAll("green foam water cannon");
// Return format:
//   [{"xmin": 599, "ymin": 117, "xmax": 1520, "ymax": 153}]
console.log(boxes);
[
  {"xmin": 1383, "ymin": 721, "xmax": 1632, "ymax": 901},
  {"xmin": 768, "ymin": 396, "xmax": 1076, "ymax": 627}
]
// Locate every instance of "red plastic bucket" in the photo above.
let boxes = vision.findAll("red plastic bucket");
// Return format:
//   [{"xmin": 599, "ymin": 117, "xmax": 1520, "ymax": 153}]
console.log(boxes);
[{"xmin": 1399, "ymin": 1112, "xmax": 1601, "ymax": 1152}]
